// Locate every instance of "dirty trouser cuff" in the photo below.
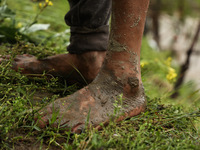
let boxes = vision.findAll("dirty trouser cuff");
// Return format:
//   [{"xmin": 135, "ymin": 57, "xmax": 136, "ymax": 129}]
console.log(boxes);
[{"xmin": 67, "ymin": 25, "xmax": 109, "ymax": 54}]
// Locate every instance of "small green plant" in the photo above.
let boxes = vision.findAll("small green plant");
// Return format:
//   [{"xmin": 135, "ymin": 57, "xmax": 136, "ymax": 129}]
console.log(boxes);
[
  {"xmin": 0, "ymin": 0, "xmax": 15, "ymax": 25},
  {"xmin": 113, "ymin": 94, "xmax": 124, "ymax": 116},
  {"xmin": 20, "ymin": 0, "xmax": 53, "ymax": 34},
  {"xmin": 0, "ymin": 0, "xmax": 17, "ymax": 43}
]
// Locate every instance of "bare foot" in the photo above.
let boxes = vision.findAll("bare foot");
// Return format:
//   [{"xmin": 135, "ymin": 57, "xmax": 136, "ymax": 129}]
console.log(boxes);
[
  {"xmin": 0, "ymin": 51, "xmax": 106, "ymax": 84},
  {"xmin": 35, "ymin": 51, "xmax": 146, "ymax": 133}
]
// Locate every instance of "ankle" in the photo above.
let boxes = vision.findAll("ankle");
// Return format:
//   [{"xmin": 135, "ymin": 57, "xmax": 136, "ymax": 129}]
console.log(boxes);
[{"xmin": 76, "ymin": 51, "xmax": 106, "ymax": 82}]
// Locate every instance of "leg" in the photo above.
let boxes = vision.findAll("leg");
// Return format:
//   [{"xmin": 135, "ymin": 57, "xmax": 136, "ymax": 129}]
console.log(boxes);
[
  {"xmin": 0, "ymin": 0, "xmax": 111, "ymax": 84},
  {"xmin": 35, "ymin": 0, "xmax": 150, "ymax": 133}
]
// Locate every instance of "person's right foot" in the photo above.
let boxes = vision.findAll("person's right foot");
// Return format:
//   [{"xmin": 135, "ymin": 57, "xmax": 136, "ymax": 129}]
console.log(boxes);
[
  {"xmin": 0, "ymin": 51, "xmax": 106, "ymax": 84},
  {"xmin": 35, "ymin": 59, "xmax": 146, "ymax": 133}
]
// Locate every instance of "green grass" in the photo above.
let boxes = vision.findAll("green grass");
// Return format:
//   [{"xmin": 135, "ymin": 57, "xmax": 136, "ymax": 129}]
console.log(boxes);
[{"xmin": 0, "ymin": 0, "xmax": 200, "ymax": 149}]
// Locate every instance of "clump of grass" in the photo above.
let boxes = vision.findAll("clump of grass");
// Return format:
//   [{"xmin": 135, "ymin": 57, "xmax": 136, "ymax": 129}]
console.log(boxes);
[
  {"xmin": 63, "ymin": 97, "xmax": 199, "ymax": 149},
  {"xmin": 0, "ymin": 42, "xmax": 78, "ymax": 149},
  {"xmin": 0, "ymin": 38, "xmax": 200, "ymax": 149}
]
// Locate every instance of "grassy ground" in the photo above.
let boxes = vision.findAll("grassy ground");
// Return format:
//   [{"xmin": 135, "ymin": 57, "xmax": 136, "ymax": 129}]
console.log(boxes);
[{"xmin": 0, "ymin": 0, "xmax": 200, "ymax": 149}]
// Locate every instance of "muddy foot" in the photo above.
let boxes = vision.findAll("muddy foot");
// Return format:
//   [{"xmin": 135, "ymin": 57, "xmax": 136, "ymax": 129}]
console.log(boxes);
[
  {"xmin": 35, "ymin": 67, "xmax": 146, "ymax": 133},
  {"xmin": 0, "ymin": 51, "xmax": 106, "ymax": 84}
]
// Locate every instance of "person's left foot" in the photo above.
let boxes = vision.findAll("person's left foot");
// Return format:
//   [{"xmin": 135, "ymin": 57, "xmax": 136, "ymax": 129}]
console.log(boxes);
[{"xmin": 0, "ymin": 51, "xmax": 106, "ymax": 84}]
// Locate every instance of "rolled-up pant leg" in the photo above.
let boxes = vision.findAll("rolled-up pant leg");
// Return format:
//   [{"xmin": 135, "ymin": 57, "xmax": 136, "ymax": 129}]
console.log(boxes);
[{"xmin": 65, "ymin": 0, "xmax": 112, "ymax": 54}]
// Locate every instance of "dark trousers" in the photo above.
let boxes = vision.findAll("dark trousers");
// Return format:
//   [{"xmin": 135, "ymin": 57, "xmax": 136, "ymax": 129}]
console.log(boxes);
[{"xmin": 65, "ymin": 0, "xmax": 112, "ymax": 54}]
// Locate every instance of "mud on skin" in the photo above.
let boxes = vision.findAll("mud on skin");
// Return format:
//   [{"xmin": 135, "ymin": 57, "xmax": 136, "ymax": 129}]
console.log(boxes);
[
  {"xmin": 0, "ymin": 52, "xmax": 106, "ymax": 84},
  {"xmin": 35, "ymin": 69, "xmax": 146, "ymax": 133}
]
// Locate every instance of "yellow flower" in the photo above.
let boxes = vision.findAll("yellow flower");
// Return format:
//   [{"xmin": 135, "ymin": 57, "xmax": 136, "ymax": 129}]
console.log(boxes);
[
  {"xmin": 48, "ymin": 1, "xmax": 53, "ymax": 6},
  {"xmin": 44, "ymin": 0, "xmax": 53, "ymax": 6},
  {"xmin": 165, "ymin": 57, "xmax": 172, "ymax": 66},
  {"xmin": 16, "ymin": 22, "xmax": 22, "ymax": 28},
  {"xmin": 140, "ymin": 60, "xmax": 149, "ymax": 68},
  {"xmin": 39, "ymin": 2, "xmax": 43, "ymax": 8},
  {"xmin": 166, "ymin": 67, "xmax": 177, "ymax": 82}
]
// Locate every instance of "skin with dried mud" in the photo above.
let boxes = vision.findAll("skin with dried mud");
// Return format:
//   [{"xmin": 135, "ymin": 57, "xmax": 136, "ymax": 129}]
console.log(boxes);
[
  {"xmin": 36, "ymin": 63, "xmax": 146, "ymax": 132},
  {"xmin": 0, "ymin": 51, "xmax": 106, "ymax": 84}
]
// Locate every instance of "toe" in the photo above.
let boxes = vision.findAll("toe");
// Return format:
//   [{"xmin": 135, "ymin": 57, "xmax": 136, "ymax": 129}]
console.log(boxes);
[
  {"xmin": 0, "ymin": 55, "xmax": 11, "ymax": 63},
  {"xmin": 23, "ymin": 54, "xmax": 34, "ymax": 57},
  {"xmin": 71, "ymin": 123, "xmax": 85, "ymax": 134},
  {"xmin": 34, "ymin": 106, "xmax": 53, "ymax": 128}
]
